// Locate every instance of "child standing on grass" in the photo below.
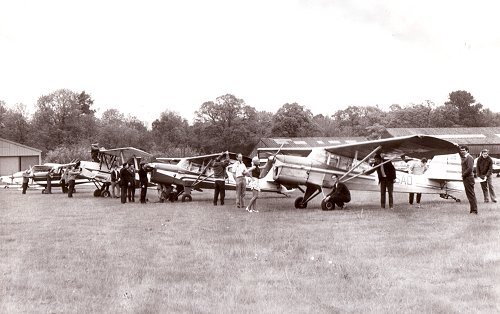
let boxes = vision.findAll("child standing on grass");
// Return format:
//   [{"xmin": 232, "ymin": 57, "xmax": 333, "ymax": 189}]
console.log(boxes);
[{"xmin": 246, "ymin": 157, "xmax": 261, "ymax": 213}]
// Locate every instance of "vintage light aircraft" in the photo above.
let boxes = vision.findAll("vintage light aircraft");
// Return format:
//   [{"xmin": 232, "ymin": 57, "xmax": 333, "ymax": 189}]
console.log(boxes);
[
  {"xmin": 79, "ymin": 146, "xmax": 153, "ymax": 197},
  {"xmin": 146, "ymin": 152, "xmax": 293, "ymax": 202},
  {"xmin": 256, "ymin": 135, "xmax": 465, "ymax": 210},
  {"xmin": 29, "ymin": 162, "xmax": 87, "ymax": 193},
  {"xmin": 16, "ymin": 146, "xmax": 153, "ymax": 196}
]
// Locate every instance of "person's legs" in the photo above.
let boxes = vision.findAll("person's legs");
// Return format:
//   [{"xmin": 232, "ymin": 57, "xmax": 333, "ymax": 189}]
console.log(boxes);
[
  {"xmin": 409, "ymin": 193, "xmax": 414, "ymax": 205},
  {"xmin": 387, "ymin": 181, "xmax": 394, "ymax": 208},
  {"xmin": 247, "ymin": 190, "xmax": 259, "ymax": 212},
  {"xmin": 214, "ymin": 182, "xmax": 220, "ymax": 205},
  {"xmin": 463, "ymin": 177, "xmax": 477, "ymax": 213},
  {"xmin": 236, "ymin": 177, "xmax": 245, "ymax": 207},
  {"xmin": 480, "ymin": 181, "xmax": 489, "ymax": 202},
  {"xmin": 486, "ymin": 176, "xmax": 496, "ymax": 202},
  {"xmin": 68, "ymin": 180, "xmax": 75, "ymax": 197},
  {"xmin": 121, "ymin": 186, "xmax": 127, "ymax": 203},
  {"xmin": 380, "ymin": 180, "xmax": 387, "ymax": 208},
  {"xmin": 220, "ymin": 181, "xmax": 225, "ymax": 205},
  {"xmin": 416, "ymin": 193, "xmax": 422, "ymax": 204}
]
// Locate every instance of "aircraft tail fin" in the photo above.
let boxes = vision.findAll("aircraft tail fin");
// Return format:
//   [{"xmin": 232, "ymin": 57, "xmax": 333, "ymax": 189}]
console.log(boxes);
[{"xmin": 425, "ymin": 153, "xmax": 462, "ymax": 181}]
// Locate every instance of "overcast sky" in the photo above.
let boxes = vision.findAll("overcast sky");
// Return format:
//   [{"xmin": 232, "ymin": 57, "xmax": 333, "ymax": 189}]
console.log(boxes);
[{"xmin": 1, "ymin": 0, "xmax": 499, "ymax": 124}]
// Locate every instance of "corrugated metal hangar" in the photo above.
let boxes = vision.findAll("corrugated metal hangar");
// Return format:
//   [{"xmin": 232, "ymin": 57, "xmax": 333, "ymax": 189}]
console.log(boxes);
[{"xmin": 0, "ymin": 137, "xmax": 41, "ymax": 176}]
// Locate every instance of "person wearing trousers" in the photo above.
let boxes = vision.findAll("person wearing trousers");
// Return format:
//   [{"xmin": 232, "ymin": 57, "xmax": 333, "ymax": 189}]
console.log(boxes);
[{"xmin": 460, "ymin": 146, "xmax": 478, "ymax": 214}]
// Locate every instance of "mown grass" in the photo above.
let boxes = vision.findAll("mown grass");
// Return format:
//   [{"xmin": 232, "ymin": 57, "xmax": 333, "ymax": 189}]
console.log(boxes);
[{"xmin": 1, "ymin": 182, "xmax": 499, "ymax": 313}]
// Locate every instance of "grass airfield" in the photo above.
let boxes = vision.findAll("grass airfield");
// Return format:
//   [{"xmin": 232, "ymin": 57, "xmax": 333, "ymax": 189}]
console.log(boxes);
[{"xmin": 1, "ymin": 182, "xmax": 499, "ymax": 313}]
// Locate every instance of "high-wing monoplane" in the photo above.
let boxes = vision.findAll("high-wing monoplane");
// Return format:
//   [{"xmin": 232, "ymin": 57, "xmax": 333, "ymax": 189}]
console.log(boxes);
[
  {"xmin": 29, "ymin": 162, "xmax": 87, "ymax": 193},
  {"xmin": 146, "ymin": 152, "xmax": 293, "ymax": 202},
  {"xmin": 257, "ymin": 135, "xmax": 464, "ymax": 210}
]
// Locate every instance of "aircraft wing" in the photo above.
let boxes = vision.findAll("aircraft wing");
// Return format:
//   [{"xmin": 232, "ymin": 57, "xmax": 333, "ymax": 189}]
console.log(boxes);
[
  {"xmin": 99, "ymin": 147, "xmax": 152, "ymax": 159},
  {"xmin": 258, "ymin": 148, "xmax": 312, "ymax": 158},
  {"xmin": 323, "ymin": 135, "xmax": 459, "ymax": 159},
  {"xmin": 156, "ymin": 152, "xmax": 252, "ymax": 166}
]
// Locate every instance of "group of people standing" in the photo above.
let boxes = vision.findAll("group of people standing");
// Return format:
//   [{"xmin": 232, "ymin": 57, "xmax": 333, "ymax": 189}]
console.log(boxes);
[
  {"xmin": 111, "ymin": 163, "xmax": 149, "ymax": 204},
  {"xmin": 213, "ymin": 152, "xmax": 262, "ymax": 213},
  {"xmin": 366, "ymin": 147, "xmax": 496, "ymax": 215},
  {"xmin": 460, "ymin": 146, "xmax": 497, "ymax": 215}
]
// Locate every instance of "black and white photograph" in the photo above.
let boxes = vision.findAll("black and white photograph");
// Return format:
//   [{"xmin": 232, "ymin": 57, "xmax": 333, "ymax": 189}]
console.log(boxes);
[{"xmin": 1, "ymin": 1, "xmax": 499, "ymax": 313}]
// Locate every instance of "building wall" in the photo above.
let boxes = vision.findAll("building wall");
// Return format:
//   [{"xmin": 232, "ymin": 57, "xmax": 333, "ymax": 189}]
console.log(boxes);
[
  {"xmin": 0, "ymin": 138, "xmax": 42, "ymax": 176},
  {"xmin": 0, "ymin": 157, "xmax": 18, "ymax": 177}
]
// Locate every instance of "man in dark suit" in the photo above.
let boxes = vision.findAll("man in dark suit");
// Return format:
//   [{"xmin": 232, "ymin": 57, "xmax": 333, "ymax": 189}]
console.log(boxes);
[
  {"xmin": 119, "ymin": 163, "xmax": 132, "ymax": 204},
  {"xmin": 460, "ymin": 145, "xmax": 478, "ymax": 214},
  {"xmin": 138, "ymin": 163, "xmax": 148, "ymax": 204},
  {"xmin": 367, "ymin": 153, "xmax": 397, "ymax": 209}
]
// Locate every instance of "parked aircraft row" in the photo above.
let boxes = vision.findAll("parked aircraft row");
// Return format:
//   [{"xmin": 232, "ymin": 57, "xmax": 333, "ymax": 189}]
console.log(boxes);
[{"xmin": 4, "ymin": 135, "xmax": 492, "ymax": 210}]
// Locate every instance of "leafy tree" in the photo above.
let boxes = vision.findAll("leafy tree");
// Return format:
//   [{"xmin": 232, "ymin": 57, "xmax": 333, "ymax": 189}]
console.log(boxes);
[
  {"xmin": 333, "ymin": 105, "xmax": 385, "ymax": 136},
  {"xmin": 44, "ymin": 144, "xmax": 90, "ymax": 163},
  {"xmin": 95, "ymin": 109, "xmax": 152, "ymax": 152},
  {"xmin": 385, "ymin": 102, "xmax": 434, "ymax": 128},
  {"xmin": 31, "ymin": 89, "xmax": 97, "ymax": 152},
  {"xmin": 313, "ymin": 114, "xmax": 341, "ymax": 137},
  {"xmin": 445, "ymin": 90, "xmax": 484, "ymax": 127},
  {"xmin": 151, "ymin": 110, "xmax": 192, "ymax": 154},
  {"xmin": 0, "ymin": 103, "xmax": 32, "ymax": 144},
  {"xmin": 271, "ymin": 103, "xmax": 317, "ymax": 137},
  {"xmin": 193, "ymin": 94, "xmax": 262, "ymax": 154},
  {"xmin": 428, "ymin": 103, "xmax": 461, "ymax": 127}
]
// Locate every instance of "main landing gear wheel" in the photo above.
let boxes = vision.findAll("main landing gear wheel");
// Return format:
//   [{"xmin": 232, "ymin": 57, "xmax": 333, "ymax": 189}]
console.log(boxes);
[
  {"xmin": 102, "ymin": 190, "xmax": 111, "ymax": 198},
  {"xmin": 321, "ymin": 199, "xmax": 335, "ymax": 211},
  {"xmin": 93, "ymin": 189, "xmax": 101, "ymax": 197},
  {"xmin": 181, "ymin": 195, "xmax": 192, "ymax": 202},
  {"xmin": 294, "ymin": 197, "xmax": 307, "ymax": 209}
]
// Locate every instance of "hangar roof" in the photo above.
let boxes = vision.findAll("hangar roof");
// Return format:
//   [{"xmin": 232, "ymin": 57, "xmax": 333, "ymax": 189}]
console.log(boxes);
[{"xmin": 0, "ymin": 137, "xmax": 42, "ymax": 156}]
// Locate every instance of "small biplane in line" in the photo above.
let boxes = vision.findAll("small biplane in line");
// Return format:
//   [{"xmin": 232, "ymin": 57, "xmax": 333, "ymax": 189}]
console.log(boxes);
[
  {"xmin": 80, "ymin": 146, "xmax": 153, "ymax": 197},
  {"xmin": 6, "ymin": 146, "xmax": 153, "ymax": 196},
  {"xmin": 146, "ymin": 152, "xmax": 293, "ymax": 202},
  {"xmin": 256, "ymin": 134, "xmax": 465, "ymax": 210}
]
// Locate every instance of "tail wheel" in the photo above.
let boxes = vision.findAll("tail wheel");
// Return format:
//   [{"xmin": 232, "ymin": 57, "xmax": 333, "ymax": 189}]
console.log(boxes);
[
  {"xmin": 102, "ymin": 190, "xmax": 111, "ymax": 198},
  {"xmin": 181, "ymin": 195, "xmax": 192, "ymax": 202},
  {"xmin": 294, "ymin": 197, "xmax": 307, "ymax": 209},
  {"xmin": 321, "ymin": 199, "xmax": 335, "ymax": 211},
  {"xmin": 93, "ymin": 189, "xmax": 101, "ymax": 197}
]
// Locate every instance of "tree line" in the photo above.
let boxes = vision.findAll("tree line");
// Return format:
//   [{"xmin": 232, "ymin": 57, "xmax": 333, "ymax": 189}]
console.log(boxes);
[{"xmin": 1, "ymin": 89, "xmax": 499, "ymax": 163}]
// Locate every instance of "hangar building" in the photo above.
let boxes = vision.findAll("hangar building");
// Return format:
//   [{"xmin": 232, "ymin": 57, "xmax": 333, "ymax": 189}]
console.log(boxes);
[
  {"xmin": 0, "ymin": 137, "xmax": 42, "ymax": 176},
  {"xmin": 384, "ymin": 127, "xmax": 500, "ymax": 158}
]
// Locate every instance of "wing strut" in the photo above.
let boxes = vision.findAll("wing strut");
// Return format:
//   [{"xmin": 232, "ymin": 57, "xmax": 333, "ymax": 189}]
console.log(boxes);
[
  {"xmin": 338, "ymin": 145, "xmax": 381, "ymax": 182},
  {"xmin": 343, "ymin": 156, "xmax": 397, "ymax": 183}
]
